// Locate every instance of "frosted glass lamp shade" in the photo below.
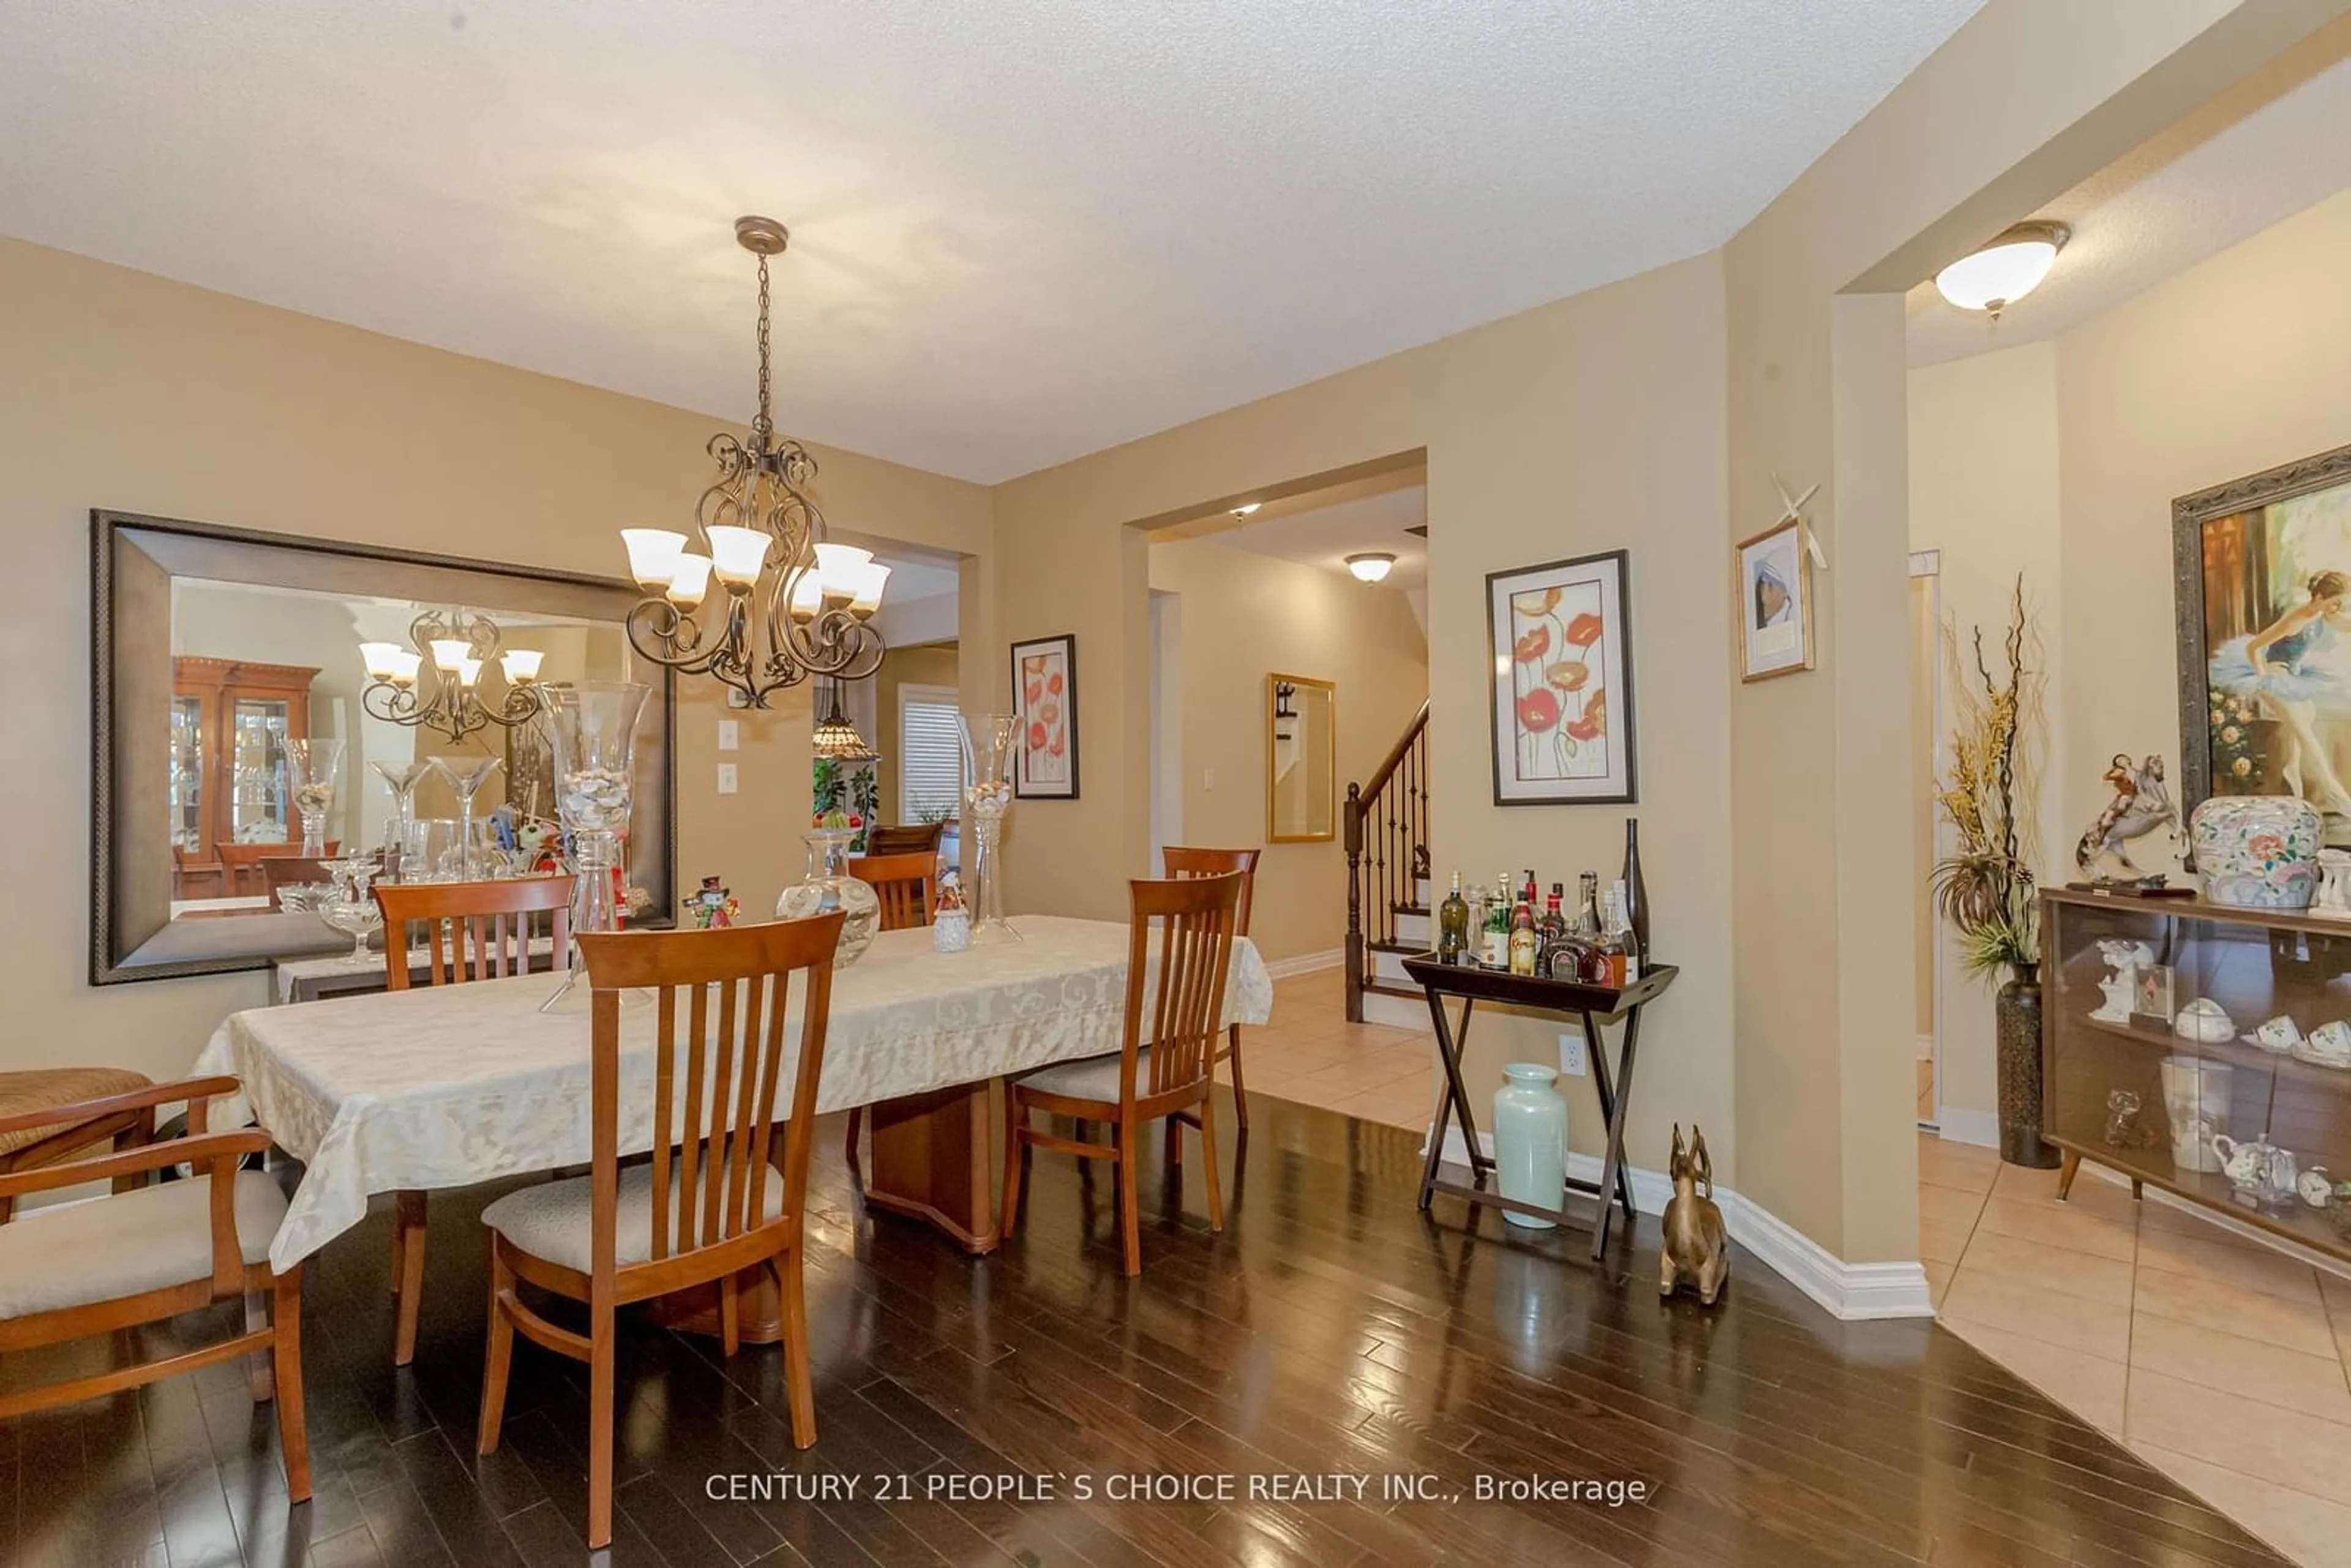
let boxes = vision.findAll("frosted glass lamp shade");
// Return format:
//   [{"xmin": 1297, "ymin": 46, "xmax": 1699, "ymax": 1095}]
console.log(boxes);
[
  {"xmin": 456, "ymin": 656, "xmax": 484, "ymax": 689},
  {"xmin": 1934, "ymin": 222, "xmax": 2069, "ymax": 317},
  {"xmin": 787, "ymin": 568, "xmax": 824, "ymax": 621},
  {"xmin": 430, "ymin": 638, "xmax": 472, "ymax": 672},
  {"xmin": 665, "ymin": 552, "xmax": 713, "ymax": 609},
  {"xmin": 1346, "ymin": 552, "xmax": 1397, "ymax": 583},
  {"xmin": 814, "ymin": 542, "xmax": 872, "ymax": 597},
  {"xmin": 620, "ymin": 528, "xmax": 687, "ymax": 588},
  {"xmin": 707, "ymin": 526, "xmax": 771, "ymax": 586},
  {"xmin": 847, "ymin": 560, "xmax": 890, "ymax": 616},
  {"xmin": 359, "ymin": 642, "xmax": 405, "ymax": 679},
  {"xmin": 386, "ymin": 650, "xmax": 423, "ymax": 685},
  {"xmin": 500, "ymin": 648, "xmax": 544, "ymax": 683}
]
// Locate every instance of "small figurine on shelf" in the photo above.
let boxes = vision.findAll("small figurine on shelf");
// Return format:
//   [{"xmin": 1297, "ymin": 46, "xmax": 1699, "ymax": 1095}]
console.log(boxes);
[
  {"xmin": 932, "ymin": 872, "xmax": 972, "ymax": 953},
  {"xmin": 2091, "ymin": 939, "xmax": 2154, "ymax": 1022},
  {"xmin": 1659, "ymin": 1124, "xmax": 1729, "ymax": 1306},
  {"xmin": 2072, "ymin": 753, "xmax": 2183, "ymax": 891},
  {"xmin": 683, "ymin": 876, "xmax": 740, "ymax": 930}
]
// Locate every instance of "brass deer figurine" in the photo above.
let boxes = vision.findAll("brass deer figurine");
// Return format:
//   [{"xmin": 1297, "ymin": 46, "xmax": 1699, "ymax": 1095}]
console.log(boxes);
[{"xmin": 1660, "ymin": 1123, "xmax": 1729, "ymax": 1305}]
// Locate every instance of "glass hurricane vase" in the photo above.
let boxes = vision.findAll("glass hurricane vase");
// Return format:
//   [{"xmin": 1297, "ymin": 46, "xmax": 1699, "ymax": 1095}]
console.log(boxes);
[
  {"xmin": 284, "ymin": 738, "xmax": 345, "ymax": 857},
  {"xmin": 539, "ymin": 682, "xmax": 649, "ymax": 1011},
  {"xmin": 775, "ymin": 828, "xmax": 880, "ymax": 968},
  {"xmin": 960, "ymin": 713, "xmax": 1022, "ymax": 943},
  {"xmin": 316, "ymin": 855, "xmax": 382, "ymax": 961}
]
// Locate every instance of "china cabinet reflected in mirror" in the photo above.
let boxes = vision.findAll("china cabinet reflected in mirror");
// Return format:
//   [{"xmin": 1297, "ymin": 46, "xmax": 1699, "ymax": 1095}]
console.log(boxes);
[{"xmin": 169, "ymin": 656, "xmax": 321, "ymax": 900}]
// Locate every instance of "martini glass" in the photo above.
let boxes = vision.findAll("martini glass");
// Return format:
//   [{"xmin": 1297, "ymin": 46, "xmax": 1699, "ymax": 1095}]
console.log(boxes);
[
  {"xmin": 428, "ymin": 756, "xmax": 502, "ymax": 880},
  {"xmin": 370, "ymin": 759, "xmax": 433, "ymax": 882},
  {"xmin": 284, "ymin": 738, "xmax": 345, "ymax": 857}
]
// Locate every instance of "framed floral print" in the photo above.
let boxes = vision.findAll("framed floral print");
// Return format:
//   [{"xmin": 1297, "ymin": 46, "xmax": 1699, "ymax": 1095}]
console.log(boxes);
[
  {"xmin": 1487, "ymin": 551, "xmax": 1637, "ymax": 805},
  {"xmin": 1010, "ymin": 632, "xmax": 1079, "ymax": 799}
]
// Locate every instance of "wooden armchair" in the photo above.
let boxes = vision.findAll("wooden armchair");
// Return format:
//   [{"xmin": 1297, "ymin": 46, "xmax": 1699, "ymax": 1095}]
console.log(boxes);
[
  {"xmin": 839, "ymin": 852, "xmax": 936, "ymax": 1163},
  {"xmin": 369, "ymin": 874, "xmax": 576, "ymax": 1365},
  {"xmin": 1000, "ymin": 873, "xmax": 1242, "ymax": 1275},
  {"xmin": 0, "ymin": 1076, "xmax": 309, "ymax": 1501},
  {"xmin": 0, "ymin": 1066, "xmax": 156, "ymax": 1225},
  {"xmin": 476, "ymin": 915, "xmax": 844, "ymax": 1550}
]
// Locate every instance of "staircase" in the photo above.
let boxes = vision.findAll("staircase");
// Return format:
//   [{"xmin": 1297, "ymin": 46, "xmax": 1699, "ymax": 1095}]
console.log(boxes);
[{"xmin": 1344, "ymin": 700, "xmax": 1431, "ymax": 1028}]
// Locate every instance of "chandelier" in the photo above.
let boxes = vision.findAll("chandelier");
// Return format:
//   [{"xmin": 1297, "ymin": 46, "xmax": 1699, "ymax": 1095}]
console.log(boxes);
[
  {"xmin": 359, "ymin": 607, "xmax": 546, "ymax": 743},
  {"xmin": 810, "ymin": 677, "xmax": 878, "ymax": 763},
  {"xmin": 617, "ymin": 216, "xmax": 890, "ymax": 708}
]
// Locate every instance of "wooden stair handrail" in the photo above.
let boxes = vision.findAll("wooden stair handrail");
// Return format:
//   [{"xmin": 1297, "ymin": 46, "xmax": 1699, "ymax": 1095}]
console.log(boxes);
[
  {"xmin": 1343, "ymin": 699, "xmax": 1430, "ymax": 1022},
  {"xmin": 1347, "ymin": 700, "xmax": 1428, "ymax": 835}
]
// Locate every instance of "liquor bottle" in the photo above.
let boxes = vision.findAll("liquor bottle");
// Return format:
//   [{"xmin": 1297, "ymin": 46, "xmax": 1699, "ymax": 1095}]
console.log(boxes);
[
  {"xmin": 1595, "ymin": 893, "xmax": 1628, "ymax": 988},
  {"xmin": 1509, "ymin": 884, "xmax": 1538, "ymax": 976},
  {"xmin": 1574, "ymin": 872, "xmax": 1603, "ymax": 940},
  {"xmin": 1608, "ymin": 880, "xmax": 1641, "ymax": 983},
  {"xmin": 1481, "ymin": 872, "xmax": 1513, "ymax": 970},
  {"xmin": 1438, "ymin": 872, "xmax": 1470, "ymax": 965},
  {"xmin": 1622, "ymin": 819, "xmax": 1650, "ymax": 958},
  {"xmin": 1538, "ymin": 886, "xmax": 1567, "ymax": 972}
]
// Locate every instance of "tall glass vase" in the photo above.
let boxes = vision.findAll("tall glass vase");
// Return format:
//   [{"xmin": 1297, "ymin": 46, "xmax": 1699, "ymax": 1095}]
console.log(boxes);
[
  {"xmin": 540, "ymin": 682, "xmax": 649, "ymax": 1011},
  {"xmin": 428, "ymin": 756, "xmax": 502, "ymax": 879},
  {"xmin": 960, "ymin": 713, "xmax": 1021, "ymax": 944},
  {"xmin": 370, "ymin": 759, "xmax": 432, "ymax": 881},
  {"xmin": 284, "ymin": 738, "xmax": 345, "ymax": 857}
]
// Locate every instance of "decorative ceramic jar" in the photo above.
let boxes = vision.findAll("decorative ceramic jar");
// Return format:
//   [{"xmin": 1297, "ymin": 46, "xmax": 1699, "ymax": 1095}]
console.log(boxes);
[
  {"xmin": 2189, "ymin": 795, "xmax": 2322, "ymax": 909},
  {"xmin": 1490, "ymin": 1063, "xmax": 1569, "ymax": 1230},
  {"xmin": 776, "ymin": 828, "xmax": 880, "ymax": 968}
]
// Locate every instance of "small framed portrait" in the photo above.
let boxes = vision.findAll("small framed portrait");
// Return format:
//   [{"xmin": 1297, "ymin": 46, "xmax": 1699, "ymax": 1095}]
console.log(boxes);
[
  {"xmin": 1735, "ymin": 516, "xmax": 1815, "ymax": 682},
  {"xmin": 2131, "ymin": 963, "xmax": 2177, "ymax": 1027},
  {"xmin": 1010, "ymin": 633, "xmax": 1079, "ymax": 799}
]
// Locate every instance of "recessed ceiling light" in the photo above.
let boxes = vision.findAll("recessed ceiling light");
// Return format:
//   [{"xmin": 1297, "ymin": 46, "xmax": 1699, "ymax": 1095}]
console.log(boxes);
[
  {"xmin": 1231, "ymin": 502, "xmax": 1261, "ymax": 517},
  {"xmin": 1934, "ymin": 220, "xmax": 2069, "ymax": 320},
  {"xmin": 1346, "ymin": 552, "xmax": 1397, "ymax": 583}
]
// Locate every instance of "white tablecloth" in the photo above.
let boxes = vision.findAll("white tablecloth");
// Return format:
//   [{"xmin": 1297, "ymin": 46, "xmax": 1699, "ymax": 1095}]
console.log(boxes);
[{"xmin": 195, "ymin": 917, "xmax": 1271, "ymax": 1270}]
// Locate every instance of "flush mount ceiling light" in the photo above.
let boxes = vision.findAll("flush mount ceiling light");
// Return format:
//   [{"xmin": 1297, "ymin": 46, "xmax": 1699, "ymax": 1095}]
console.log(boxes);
[
  {"xmin": 1346, "ymin": 552, "xmax": 1397, "ymax": 583},
  {"xmin": 1230, "ymin": 503, "xmax": 1262, "ymax": 518},
  {"xmin": 1933, "ymin": 220, "xmax": 2070, "ymax": 320}
]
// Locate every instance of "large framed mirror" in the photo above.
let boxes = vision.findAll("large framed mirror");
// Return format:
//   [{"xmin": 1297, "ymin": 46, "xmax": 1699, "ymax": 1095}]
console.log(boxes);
[
  {"xmin": 93, "ymin": 511, "xmax": 676, "ymax": 983},
  {"xmin": 1266, "ymin": 673, "xmax": 1335, "ymax": 843}
]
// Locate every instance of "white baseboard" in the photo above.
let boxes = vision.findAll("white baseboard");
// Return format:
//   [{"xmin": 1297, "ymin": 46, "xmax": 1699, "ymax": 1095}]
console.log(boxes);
[
  {"xmin": 1430, "ymin": 1127, "xmax": 1933, "ymax": 1322},
  {"xmin": 1933, "ymin": 1107, "xmax": 2000, "ymax": 1149},
  {"xmin": 1264, "ymin": 947, "xmax": 1343, "ymax": 980}
]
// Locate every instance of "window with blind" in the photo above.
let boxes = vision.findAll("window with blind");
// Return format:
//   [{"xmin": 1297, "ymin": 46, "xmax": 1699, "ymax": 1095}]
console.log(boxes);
[{"xmin": 898, "ymin": 683, "xmax": 967, "ymax": 823}]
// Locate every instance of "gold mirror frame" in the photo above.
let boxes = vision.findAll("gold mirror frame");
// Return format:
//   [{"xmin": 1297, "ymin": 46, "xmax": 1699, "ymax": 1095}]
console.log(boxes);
[{"xmin": 1265, "ymin": 672, "xmax": 1336, "ymax": 844}]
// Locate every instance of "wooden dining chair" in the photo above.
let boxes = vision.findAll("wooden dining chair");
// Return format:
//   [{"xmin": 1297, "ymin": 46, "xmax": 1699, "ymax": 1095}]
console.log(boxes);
[
  {"xmin": 839, "ymin": 851, "xmax": 935, "ymax": 1163},
  {"xmin": 369, "ymin": 874, "xmax": 576, "ymax": 1365},
  {"xmin": 259, "ymin": 855, "xmax": 339, "ymax": 896},
  {"xmin": 1000, "ymin": 872, "xmax": 1243, "ymax": 1277},
  {"xmin": 0, "ymin": 1075, "xmax": 310, "ymax": 1503},
  {"xmin": 1161, "ymin": 846, "xmax": 1262, "ymax": 1135},
  {"xmin": 0, "ymin": 1067, "xmax": 156, "ymax": 1225},
  {"xmin": 476, "ymin": 913, "xmax": 844, "ymax": 1551},
  {"xmin": 864, "ymin": 820, "xmax": 947, "ymax": 857}
]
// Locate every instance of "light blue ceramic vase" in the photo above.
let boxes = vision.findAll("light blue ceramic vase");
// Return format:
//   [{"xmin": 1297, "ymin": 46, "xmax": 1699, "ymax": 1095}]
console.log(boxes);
[{"xmin": 1491, "ymin": 1062, "xmax": 1569, "ymax": 1229}]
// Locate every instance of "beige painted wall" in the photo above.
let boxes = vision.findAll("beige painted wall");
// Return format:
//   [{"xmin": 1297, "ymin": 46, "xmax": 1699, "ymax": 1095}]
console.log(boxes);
[
  {"xmin": 1907, "ymin": 340, "xmax": 2066, "ymax": 1134},
  {"xmin": 0, "ymin": 236, "xmax": 991, "ymax": 1086},
  {"xmin": 1144, "ymin": 538, "xmax": 1428, "ymax": 964}
]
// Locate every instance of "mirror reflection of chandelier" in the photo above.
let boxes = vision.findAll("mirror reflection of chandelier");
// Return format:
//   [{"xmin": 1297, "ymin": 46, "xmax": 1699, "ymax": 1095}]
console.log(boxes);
[
  {"xmin": 359, "ymin": 606, "xmax": 546, "ymax": 743},
  {"xmin": 617, "ymin": 216, "xmax": 890, "ymax": 710}
]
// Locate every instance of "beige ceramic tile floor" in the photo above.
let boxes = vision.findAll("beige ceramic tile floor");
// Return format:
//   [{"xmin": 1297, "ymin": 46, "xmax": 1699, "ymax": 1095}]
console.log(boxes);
[
  {"xmin": 1921, "ymin": 1132, "xmax": 2351, "ymax": 1567},
  {"xmin": 1249, "ymin": 976, "xmax": 2351, "ymax": 1565}
]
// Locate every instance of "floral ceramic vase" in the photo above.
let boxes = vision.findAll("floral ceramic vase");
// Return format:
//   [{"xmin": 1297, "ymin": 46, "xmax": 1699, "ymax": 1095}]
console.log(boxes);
[
  {"xmin": 2189, "ymin": 795, "xmax": 2322, "ymax": 909},
  {"xmin": 1491, "ymin": 1063, "xmax": 1569, "ymax": 1229}
]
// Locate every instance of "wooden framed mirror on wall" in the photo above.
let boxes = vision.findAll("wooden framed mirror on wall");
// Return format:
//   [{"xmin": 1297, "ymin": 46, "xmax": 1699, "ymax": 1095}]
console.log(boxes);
[
  {"xmin": 1266, "ymin": 672, "xmax": 1335, "ymax": 844},
  {"xmin": 92, "ymin": 511, "xmax": 677, "ymax": 983}
]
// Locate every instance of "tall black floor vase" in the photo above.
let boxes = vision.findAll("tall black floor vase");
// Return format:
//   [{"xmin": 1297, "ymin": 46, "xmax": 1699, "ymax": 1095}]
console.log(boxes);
[{"xmin": 1996, "ymin": 962, "xmax": 2061, "ymax": 1167}]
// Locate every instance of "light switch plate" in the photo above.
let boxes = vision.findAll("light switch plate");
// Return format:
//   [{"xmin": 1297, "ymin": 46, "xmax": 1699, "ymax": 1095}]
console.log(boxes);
[
  {"xmin": 716, "ymin": 762, "xmax": 739, "ymax": 795},
  {"xmin": 1202, "ymin": 768, "xmax": 1216, "ymax": 790},
  {"xmin": 1558, "ymin": 1031, "xmax": 1588, "ymax": 1077},
  {"xmin": 716, "ymin": 719, "xmax": 740, "ymax": 752}
]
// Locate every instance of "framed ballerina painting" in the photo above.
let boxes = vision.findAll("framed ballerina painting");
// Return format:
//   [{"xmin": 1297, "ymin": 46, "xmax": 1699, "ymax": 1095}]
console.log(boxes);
[
  {"xmin": 1485, "ymin": 550, "xmax": 1637, "ymax": 805},
  {"xmin": 2175, "ymin": 441, "xmax": 2351, "ymax": 839},
  {"xmin": 1010, "ymin": 632, "xmax": 1079, "ymax": 798}
]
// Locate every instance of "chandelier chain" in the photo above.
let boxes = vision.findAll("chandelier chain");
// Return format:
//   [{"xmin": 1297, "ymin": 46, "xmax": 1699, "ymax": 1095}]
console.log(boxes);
[{"xmin": 753, "ymin": 253, "xmax": 774, "ymax": 446}]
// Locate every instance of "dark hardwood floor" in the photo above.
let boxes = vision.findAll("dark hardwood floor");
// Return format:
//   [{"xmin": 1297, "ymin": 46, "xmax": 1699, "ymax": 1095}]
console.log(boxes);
[{"xmin": 0, "ymin": 1090, "xmax": 2289, "ymax": 1567}]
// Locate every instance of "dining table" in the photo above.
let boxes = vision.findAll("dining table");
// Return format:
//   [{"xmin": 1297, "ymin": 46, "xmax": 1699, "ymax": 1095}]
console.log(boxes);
[{"xmin": 195, "ymin": 915, "xmax": 1272, "ymax": 1343}]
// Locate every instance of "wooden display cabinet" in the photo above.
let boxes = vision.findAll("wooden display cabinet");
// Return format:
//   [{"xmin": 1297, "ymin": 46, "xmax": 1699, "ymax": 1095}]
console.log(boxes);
[
  {"xmin": 2042, "ymin": 888, "xmax": 2351, "ymax": 1259},
  {"xmin": 170, "ymin": 656, "xmax": 321, "ymax": 899}
]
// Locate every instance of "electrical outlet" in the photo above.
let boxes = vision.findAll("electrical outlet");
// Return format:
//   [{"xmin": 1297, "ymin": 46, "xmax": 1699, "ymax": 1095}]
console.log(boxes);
[
  {"xmin": 716, "ymin": 719, "xmax": 740, "ymax": 752},
  {"xmin": 716, "ymin": 762, "xmax": 739, "ymax": 795},
  {"xmin": 1558, "ymin": 1031, "xmax": 1588, "ymax": 1077}
]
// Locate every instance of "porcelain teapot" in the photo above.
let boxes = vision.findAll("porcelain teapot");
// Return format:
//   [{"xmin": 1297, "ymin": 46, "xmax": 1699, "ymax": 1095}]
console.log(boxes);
[{"xmin": 2211, "ymin": 1134, "xmax": 2298, "ymax": 1209}]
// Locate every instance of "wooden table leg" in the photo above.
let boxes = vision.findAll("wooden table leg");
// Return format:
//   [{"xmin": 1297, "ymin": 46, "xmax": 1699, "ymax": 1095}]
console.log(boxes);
[
  {"xmin": 1586, "ymin": 1006, "xmax": 1643, "ymax": 1261},
  {"xmin": 1419, "ymin": 994, "xmax": 1485, "ymax": 1209},
  {"xmin": 862, "ymin": 1082, "xmax": 1002, "ymax": 1255}
]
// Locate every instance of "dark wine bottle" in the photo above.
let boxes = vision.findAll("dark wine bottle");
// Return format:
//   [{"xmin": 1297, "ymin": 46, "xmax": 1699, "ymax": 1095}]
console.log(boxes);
[{"xmin": 1622, "ymin": 818, "xmax": 1650, "ymax": 958}]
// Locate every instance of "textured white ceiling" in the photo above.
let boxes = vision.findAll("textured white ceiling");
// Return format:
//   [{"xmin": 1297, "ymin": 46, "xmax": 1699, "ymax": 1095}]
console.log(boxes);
[
  {"xmin": 1907, "ymin": 47, "xmax": 2351, "ymax": 364},
  {"xmin": 1205, "ymin": 486, "xmax": 1429, "ymax": 591},
  {"xmin": 1, "ymin": 1, "xmax": 1981, "ymax": 482}
]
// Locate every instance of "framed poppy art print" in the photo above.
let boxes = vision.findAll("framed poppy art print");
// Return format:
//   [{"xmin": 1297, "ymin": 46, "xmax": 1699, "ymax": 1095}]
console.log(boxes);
[
  {"xmin": 1486, "ymin": 551, "xmax": 1637, "ymax": 805},
  {"xmin": 1010, "ymin": 632, "xmax": 1079, "ymax": 798}
]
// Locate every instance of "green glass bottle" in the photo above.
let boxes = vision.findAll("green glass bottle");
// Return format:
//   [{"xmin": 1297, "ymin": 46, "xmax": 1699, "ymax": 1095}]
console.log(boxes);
[{"xmin": 1438, "ymin": 871, "xmax": 1470, "ymax": 964}]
